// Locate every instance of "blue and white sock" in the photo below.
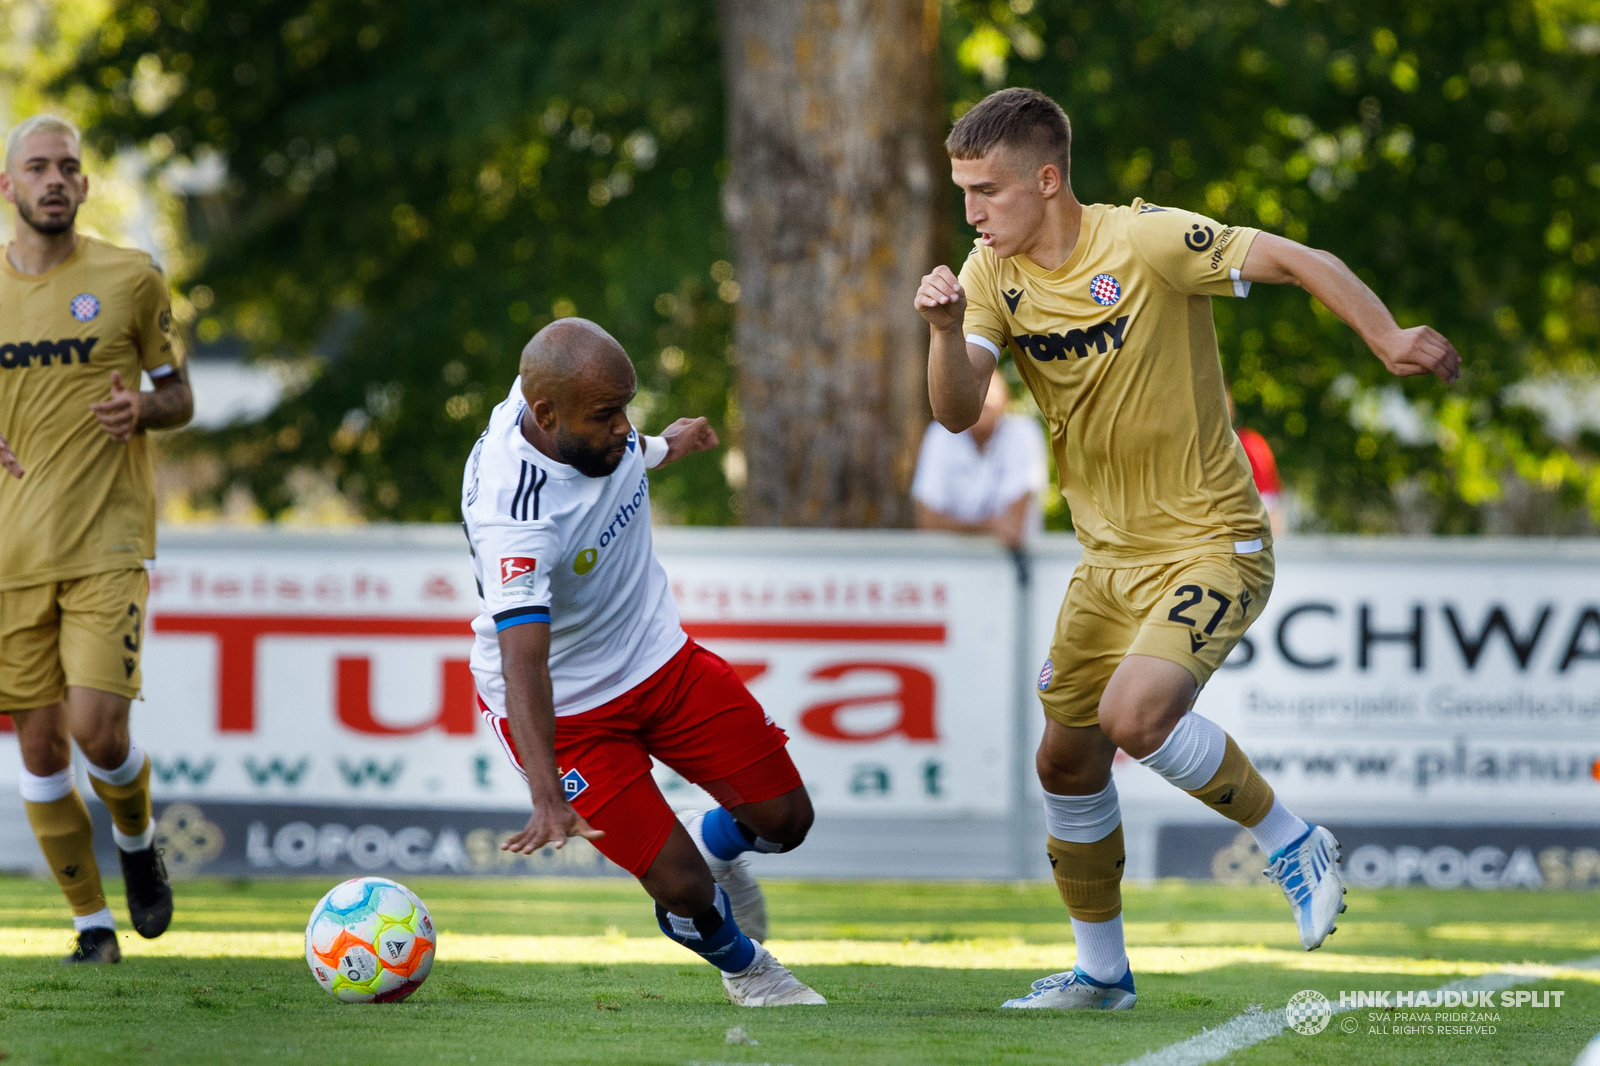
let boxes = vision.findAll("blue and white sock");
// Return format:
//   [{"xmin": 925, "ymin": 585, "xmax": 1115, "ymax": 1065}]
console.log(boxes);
[
  {"xmin": 699, "ymin": 806, "xmax": 796, "ymax": 859},
  {"xmin": 700, "ymin": 807, "xmax": 755, "ymax": 861},
  {"xmin": 655, "ymin": 884, "xmax": 757, "ymax": 974}
]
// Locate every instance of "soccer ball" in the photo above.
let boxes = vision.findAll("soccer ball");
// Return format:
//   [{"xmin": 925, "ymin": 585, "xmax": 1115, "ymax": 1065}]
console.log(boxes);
[{"xmin": 305, "ymin": 876, "xmax": 436, "ymax": 1003}]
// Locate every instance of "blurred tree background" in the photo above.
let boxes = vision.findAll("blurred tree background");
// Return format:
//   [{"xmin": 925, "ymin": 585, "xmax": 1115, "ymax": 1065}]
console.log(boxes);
[{"xmin": 15, "ymin": 0, "xmax": 1600, "ymax": 533}]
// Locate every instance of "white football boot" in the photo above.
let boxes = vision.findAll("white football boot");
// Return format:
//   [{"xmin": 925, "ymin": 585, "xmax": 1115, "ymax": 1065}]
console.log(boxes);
[
  {"xmin": 722, "ymin": 942, "xmax": 826, "ymax": 1006},
  {"xmin": 1000, "ymin": 966, "xmax": 1136, "ymax": 1010},
  {"xmin": 1264, "ymin": 824, "xmax": 1346, "ymax": 950},
  {"xmin": 680, "ymin": 809, "xmax": 769, "ymax": 942}
]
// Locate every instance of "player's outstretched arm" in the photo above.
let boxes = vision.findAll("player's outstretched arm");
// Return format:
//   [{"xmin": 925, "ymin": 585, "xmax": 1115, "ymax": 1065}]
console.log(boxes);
[
  {"xmin": 655, "ymin": 416, "xmax": 719, "ymax": 466},
  {"xmin": 0, "ymin": 431, "xmax": 22, "ymax": 479},
  {"xmin": 917, "ymin": 265, "xmax": 997, "ymax": 432},
  {"xmin": 90, "ymin": 368, "xmax": 195, "ymax": 443},
  {"xmin": 1240, "ymin": 233, "xmax": 1459, "ymax": 384},
  {"xmin": 497, "ymin": 621, "xmax": 604, "ymax": 853}
]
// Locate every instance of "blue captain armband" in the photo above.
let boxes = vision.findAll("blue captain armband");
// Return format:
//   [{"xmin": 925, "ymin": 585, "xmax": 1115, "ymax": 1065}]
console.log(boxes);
[{"xmin": 493, "ymin": 605, "xmax": 551, "ymax": 631}]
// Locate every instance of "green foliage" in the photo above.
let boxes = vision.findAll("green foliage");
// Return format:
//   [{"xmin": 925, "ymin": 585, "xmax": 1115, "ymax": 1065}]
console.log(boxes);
[
  {"xmin": 948, "ymin": 0, "xmax": 1600, "ymax": 532},
  {"xmin": 66, "ymin": 0, "xmax": 735, "ymax": 522},
  {"xmin": 56, "ymin": 0, "xmax": 1600, "ymax": 530}
]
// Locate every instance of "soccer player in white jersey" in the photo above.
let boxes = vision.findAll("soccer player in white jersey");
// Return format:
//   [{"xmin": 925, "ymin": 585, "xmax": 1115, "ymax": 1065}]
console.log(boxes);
[{"xmin": 462, "ymin": 318, "xmax": 825, "ymax": 1007}]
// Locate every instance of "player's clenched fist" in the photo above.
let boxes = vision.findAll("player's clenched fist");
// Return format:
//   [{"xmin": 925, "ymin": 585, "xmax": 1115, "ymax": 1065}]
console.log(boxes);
[
  {"xmin": 915, "ymin": 265, "xmax": 967, "ymax": 333},
  {"xmin": 659, "ymin": 416, "xmax": 718, "ymax": 465},
  {"xmin": 1374, "ymin": 325, "xmax": 1461, "ymax": 385}
]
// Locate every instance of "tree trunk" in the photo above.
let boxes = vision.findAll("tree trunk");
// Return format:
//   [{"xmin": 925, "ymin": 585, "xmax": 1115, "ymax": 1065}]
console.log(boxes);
[{"xmin": 720, "ymin": 0, "xmax": 944, "ymax": 527}]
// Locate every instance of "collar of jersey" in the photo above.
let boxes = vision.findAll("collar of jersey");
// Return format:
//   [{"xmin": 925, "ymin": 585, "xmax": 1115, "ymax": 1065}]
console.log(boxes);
[
  {"xmin": 1007, "ymin": 203, "xmax": 1102, "ymax": 281},
  {"xmin": 0, "ymin": 233, "xmax": 88, "ymax": 282}
]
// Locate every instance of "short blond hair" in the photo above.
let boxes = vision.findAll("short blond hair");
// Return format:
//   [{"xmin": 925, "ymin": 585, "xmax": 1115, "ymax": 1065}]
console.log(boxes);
[{"xmin": 5, "ymin": 114, "xmax": 83, "ymax": 171}]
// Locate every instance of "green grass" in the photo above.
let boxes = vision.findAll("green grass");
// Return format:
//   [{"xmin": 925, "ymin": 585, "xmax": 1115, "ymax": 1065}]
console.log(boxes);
[{"xmin": 0, "ymin": 874, "xmax": 1596, "ymax": 1065}]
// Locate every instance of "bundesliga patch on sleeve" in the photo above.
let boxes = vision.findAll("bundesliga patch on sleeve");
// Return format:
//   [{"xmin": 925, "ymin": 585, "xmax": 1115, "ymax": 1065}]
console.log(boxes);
[{"xmin": 499, "ymin": 556, "xmax": 539, "ymax": 596}]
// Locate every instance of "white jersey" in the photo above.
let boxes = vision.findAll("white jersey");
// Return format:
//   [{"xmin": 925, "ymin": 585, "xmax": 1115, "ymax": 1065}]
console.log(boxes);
[{"xmin": 463, "ymin": 379, "xmax": 686, "ymax": 717}]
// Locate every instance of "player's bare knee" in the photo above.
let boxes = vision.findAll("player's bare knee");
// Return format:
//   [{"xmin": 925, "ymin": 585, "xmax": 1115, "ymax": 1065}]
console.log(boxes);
[
  {"xmin": 767, "ymin": 789, "xmax": 814, "ymax": 842},
  {"xmin": 1035, "ymin": 753, "xmax": 1110, "ymax": 796},
  {"xmin": 75, "ymin": 726, "xmax": 130, "ymax": 773},
  {"xmin": 1098, "ymin": 710, "xmax": 1166, "ymax": 760},
  {"xmin": 12, "ymin": 709, "xmax": 72, "ymax": 775},
  {"xmin": 734, "ymin": 788, "xmax": 813, "ymax": 845}
]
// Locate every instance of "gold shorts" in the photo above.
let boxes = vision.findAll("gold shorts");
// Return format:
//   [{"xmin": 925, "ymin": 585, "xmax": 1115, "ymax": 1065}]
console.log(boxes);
[
  {"xmin": 0, "ymin": 568, "xmax": 149, "ymax": 712},
  {"xmin": 1037, "ymin": 549, "xmax": 1274, "ymax": 728}
]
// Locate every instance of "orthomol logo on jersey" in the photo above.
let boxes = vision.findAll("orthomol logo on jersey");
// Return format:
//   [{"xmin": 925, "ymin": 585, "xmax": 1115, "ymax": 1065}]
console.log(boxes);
[
  {"xmin": 573, "ymin": 474, "xmax": 649, "ymax": 576},
  {"xmin": 0, "ymin": 337, "xmax": 97, "ymax": 369},
  {"xmin": 1015, "ymin": 315, "xmax": 1129, "ymax": 362}
]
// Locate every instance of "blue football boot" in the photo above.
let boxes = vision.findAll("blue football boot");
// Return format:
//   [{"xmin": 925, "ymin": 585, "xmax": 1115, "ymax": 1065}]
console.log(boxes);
[
  {"xmin": 1264, "ymin": 825, "xmax": 1346, "ymax": 950},
  {"xmin": 1000, "ymin": 965, "xmax": 1136, "ymax": 1010}
]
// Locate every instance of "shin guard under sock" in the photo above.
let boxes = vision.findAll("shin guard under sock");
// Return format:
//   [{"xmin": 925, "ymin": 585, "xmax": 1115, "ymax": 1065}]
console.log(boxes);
[
  {"xmin": 1184, "ymin": 735, "xmax": 1275, "ymax": 828},
  {"xmin": 22, "ymin": 771, "xmax": 107, "ymax": 920},
  {"xmin": 86, "ymin": 742, "xmax": 153, "ymax": 851},
  {"xmin": 655, "ymin": 884, "xmax": 757, "ymax": 974},
  {"xmin": 1045, "ymin": 824, "xmax": 1126, "ymax": 924}
]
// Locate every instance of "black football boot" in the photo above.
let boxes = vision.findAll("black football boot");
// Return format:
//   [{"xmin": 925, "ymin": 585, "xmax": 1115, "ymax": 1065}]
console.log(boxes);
[
  {"xmin": 63, "ymin": 926, "xmax": 122, "ymax": 964},
  {"xmin": 119, "ymin": 844, "xmax": 174, "ymax": 939}
]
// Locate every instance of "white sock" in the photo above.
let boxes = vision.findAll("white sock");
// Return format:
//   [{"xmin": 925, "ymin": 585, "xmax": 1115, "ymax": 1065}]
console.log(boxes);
[
  {"xmin": 85, "ymin": 738, "xmax": 146, "ymax": 787},
  {"xmin": 1042, "ymin": 781, "xmax": 1121, "ymax": 843},
  {"xmin": 1071, "ymin": 914, "xmax": 1128, "ymax": 984},
  {"xmin": 113, "ymin": 823, "xmax": 156, "ymax": 852},
  {"xmin": 73, "ymin": 907, "xmax": 116, "ymax": 933},
  {"xmin": 1137, "ymin": 712, "xmax": 1227, "ymax": 790},
  {"xmin": 1246, "ymin": 797, "xmax": 1310, "ymax": 858},
  {"xmin": 19, "ymin": 766, "xmax": 75, "ymax": 803}
]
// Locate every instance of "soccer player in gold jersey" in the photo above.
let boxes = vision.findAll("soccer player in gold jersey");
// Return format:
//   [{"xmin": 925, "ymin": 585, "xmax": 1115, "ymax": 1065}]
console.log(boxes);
[
  {"xmin": 0, "ymin": 115, "xmax": 191, "ymax": 963},
  {"xmin": 915, "ymin": 89, "xmax": 1459, "ymax": 1010}
]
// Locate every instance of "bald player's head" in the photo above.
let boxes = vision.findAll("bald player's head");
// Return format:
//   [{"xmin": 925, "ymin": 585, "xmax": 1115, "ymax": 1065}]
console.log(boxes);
[{"xmin": 518, "ymin": 317, "xmax": 638, "ymax": 478}]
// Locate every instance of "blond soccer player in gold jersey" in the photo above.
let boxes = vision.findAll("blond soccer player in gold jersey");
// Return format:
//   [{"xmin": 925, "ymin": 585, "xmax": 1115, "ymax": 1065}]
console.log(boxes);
[
  {"xmin": 916, "ymin": 89, "xmax": 1460, "ymax": 1010},
  {"xmin": 0, "ymin": 115, "xmax": 192, "ymax": 964}
]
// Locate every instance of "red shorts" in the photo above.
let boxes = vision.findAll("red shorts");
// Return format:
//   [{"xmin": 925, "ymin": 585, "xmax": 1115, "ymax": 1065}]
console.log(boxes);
[{"xmin": 480, "ymin": 639, "xmax": 801, "ymax": 877}]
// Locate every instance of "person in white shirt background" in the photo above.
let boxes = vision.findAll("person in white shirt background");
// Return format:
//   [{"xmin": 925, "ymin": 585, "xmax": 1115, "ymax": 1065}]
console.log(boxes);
[{"xmin": 912, "ymin": 368, "xmax": 1048, "ymax": 549}]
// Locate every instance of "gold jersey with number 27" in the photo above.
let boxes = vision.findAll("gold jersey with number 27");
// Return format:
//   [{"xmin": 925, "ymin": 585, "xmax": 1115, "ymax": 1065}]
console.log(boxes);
[{"xmin": 960, "ymin": 200, "xmax": 1271, "ymax": 567}]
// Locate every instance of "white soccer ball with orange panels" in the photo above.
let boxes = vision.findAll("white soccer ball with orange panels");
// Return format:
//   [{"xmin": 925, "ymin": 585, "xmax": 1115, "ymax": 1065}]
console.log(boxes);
[{"xmin": 305, "ymin": 876, "xmax": 436, "ymax": 1003}]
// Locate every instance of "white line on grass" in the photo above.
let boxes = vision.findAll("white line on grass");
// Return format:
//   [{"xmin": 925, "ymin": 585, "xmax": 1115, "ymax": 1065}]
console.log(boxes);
[{"xmin": 1114, "ymin": 954, "xmax": 1600, "ymax": 1066}]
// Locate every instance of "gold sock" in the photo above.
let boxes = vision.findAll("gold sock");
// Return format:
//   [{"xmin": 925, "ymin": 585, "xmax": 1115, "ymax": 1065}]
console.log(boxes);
[
  {"xmin": 1185, "ymin": 734, "xmax": 1275, "ymax": 827},
  {"xmin": 1046, "ymin": 825, "xmax": 1125, "ymax": 922},
  {"xmin": 25, "ymin": 790, "xmax": 107, "ymax": 917},
  {"xmin": 89, "ymin": 754, "xmax": 152, "ymax": 842}
]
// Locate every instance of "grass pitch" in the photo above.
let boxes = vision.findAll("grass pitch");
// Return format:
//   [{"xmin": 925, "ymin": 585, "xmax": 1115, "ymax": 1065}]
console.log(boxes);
[{"xmin": 0, "ymin": 876, "xmax": 1596, "ymax": 1065}]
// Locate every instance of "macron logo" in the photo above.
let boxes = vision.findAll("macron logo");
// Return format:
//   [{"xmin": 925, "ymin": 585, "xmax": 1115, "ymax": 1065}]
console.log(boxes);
[{"xmin": 500, "ymin": 557, "xmax": 536, "ymax": 585}]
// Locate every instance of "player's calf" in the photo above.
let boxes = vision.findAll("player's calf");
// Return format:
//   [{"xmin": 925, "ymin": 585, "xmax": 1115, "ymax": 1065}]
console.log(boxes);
[
  {"xmin": 1136, "ymin": 710, "xmax": 1345, "ymax": 949},
  {"xmin": 652, "ymin": 880, "xmax": 824, "ymax": 1006}
]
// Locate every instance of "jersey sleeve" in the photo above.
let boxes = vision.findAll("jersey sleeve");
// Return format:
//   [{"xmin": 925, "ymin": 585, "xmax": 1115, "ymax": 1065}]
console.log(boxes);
[
  {"xmin": 957, "ymin": 246, "xmax": 1008, "ymax": 358},
  {"xmin": 1126, "ymin": 204, "xmax": 1260, "ymax": 299},
  {"xmin": 471, "ymin": 517, "xmax": 560, "ymax": 631},
  {"xmin": 132, "ymin": 260, "xmax": 184, "ymax": 376}
]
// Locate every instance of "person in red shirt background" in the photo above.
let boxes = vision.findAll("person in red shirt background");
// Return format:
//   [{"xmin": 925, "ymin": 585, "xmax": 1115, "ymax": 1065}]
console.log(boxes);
[{"xmin": 1227, "ymin": 392, "xmax": 1285, "ymax": 536}]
